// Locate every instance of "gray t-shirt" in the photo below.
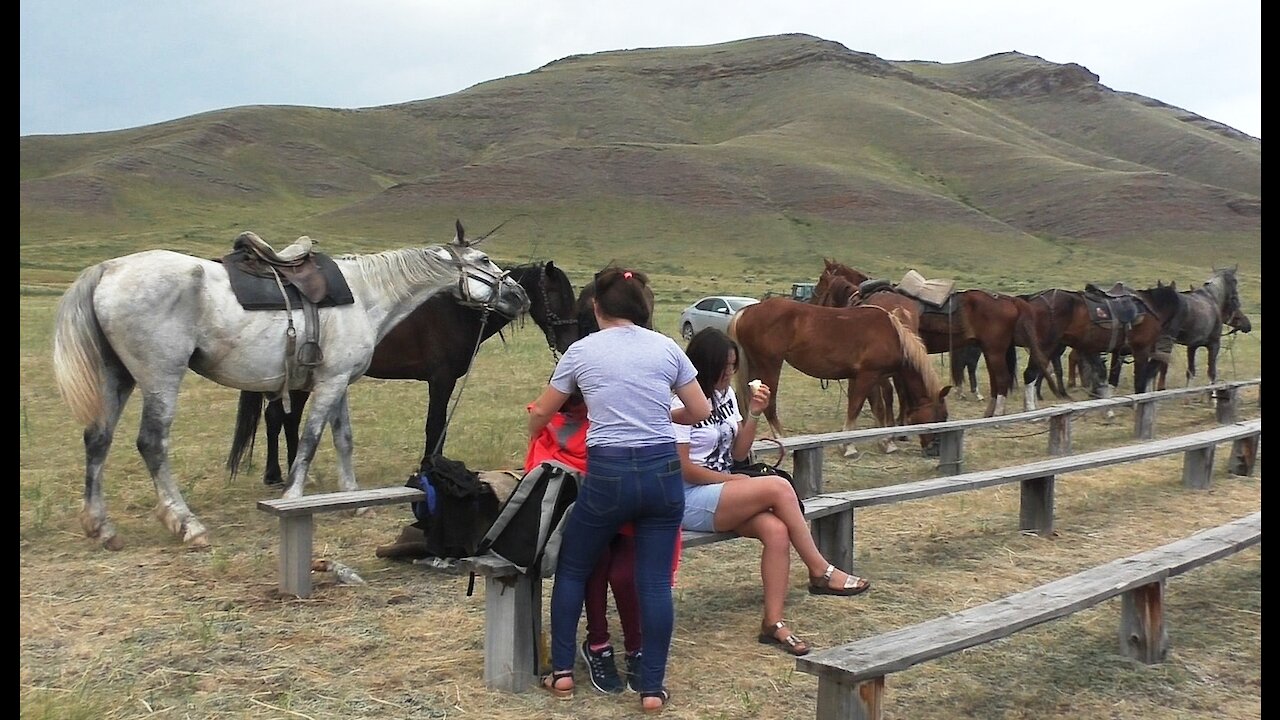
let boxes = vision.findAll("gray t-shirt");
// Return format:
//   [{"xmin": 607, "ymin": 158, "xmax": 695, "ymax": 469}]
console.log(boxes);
[{"xmin": 550, "ymin": 324, "xmax": 698, "ymax": 447}]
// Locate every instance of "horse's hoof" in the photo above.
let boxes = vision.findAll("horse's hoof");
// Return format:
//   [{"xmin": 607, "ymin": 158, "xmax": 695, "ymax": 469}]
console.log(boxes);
[
  {"xmin": 102, "ymin": 535, "xmax": 125, "ymax": 551},
  {"xmin": 263, "ymin": 475, "xmax": 284, "ymax": 487},
  {"xmin": 882, "ymin": 442, "xmax": 899, "ymax": 454},
  {"xmin": 843, "ymin": 446, "xmax": 860, "ymax": 459},
  {"xmin": 353, "ymin": 506, "xmax": 376, "ymax": 518}
]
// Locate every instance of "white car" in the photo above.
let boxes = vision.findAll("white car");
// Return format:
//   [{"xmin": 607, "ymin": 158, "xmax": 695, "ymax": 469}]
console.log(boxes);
[{"xmin": 678, "ymin": 295, "xmax": 759, "ymax": 341}]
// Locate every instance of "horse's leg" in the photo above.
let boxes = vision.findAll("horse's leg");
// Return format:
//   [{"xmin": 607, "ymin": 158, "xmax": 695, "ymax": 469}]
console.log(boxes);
[
  {"xmin": 1107, "ymin": 351, "xmax": 1124, "ymax": 391},
  {"xmin": 263, "ymin": 399, "xmax": 287, "ymax": 486},
  {"xmin": 969, "ymin": 354, "xmax": 983, "ymax": 401},
  {"xmin": 950, "ymin": 354, "xmax": 967, "ymax": 400},
  {"xmin": 282, "ymin": 382, "xmax": 344, "ymax": 500},
  {"xmin": 840, "ymin": 374, "xmax": 878, "ymax": 459},
  {"xmin": 329, "ymin": 390, "xmax": 360, "ymax": 495},
  {"xmin": 1202, "ymin": 342, "xmax": 1217, "ymax": 385},
  {"xmin": 137, "ymin": 381, "xmax": 210, "ymax": 548},
  {"xmin": 980, "ymin": 347, "xmax": 1011, "ymax": 417},
  {"xmin": 868, "ymin": 379, "xmax": 898, "ymax": 455},
  {"xmin": 80, "ymin": 366, "xmax": 134, "ymax": 551},
  {"xmin": 419, "ymin": 378, "xmax": 454, "ymax": 473}
]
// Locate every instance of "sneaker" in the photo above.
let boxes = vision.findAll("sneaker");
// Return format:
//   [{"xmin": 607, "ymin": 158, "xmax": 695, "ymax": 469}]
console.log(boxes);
[
  {"xmin": 580, "ymin": 640, "xmax": 624, "ymax": 694},
  {"xmin": 624, "ymin": 650, "xmax": 642, "ymax": 693}
]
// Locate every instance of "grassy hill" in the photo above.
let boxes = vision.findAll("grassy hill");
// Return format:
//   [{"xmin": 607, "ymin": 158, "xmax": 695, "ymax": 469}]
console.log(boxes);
[{"xmin": 20, "ymin": 34, "xmax": 1261, "ymax": 305}]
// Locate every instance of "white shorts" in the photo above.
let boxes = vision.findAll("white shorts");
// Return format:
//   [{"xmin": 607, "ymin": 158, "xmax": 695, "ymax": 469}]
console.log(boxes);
[{"xmin": 681, "ymin": 482, "xmax": 725, "ymax": 532}]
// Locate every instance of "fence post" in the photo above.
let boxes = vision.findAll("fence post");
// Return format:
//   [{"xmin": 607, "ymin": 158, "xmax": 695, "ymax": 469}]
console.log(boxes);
[
  {"xmin": 1048, "ymin": 414, "xmax": 1072, "ymax": 456},
  {"xmin": 936, "ymin": 429, "xmax": 964, "ymax": 475},
  {"xmin": 1133, "ymin": 400, "xmax": 1156, "ymax": 440},
  {"xmin": 1214, "ymin": 386, "xmax": 1238, "ymax": 424},
  {"xmin": 792, "ymin": 447, "xmax": 823, "ymax": 498}
]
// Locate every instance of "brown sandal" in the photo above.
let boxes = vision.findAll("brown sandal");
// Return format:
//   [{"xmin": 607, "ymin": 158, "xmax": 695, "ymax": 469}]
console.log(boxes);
[
  {"xmin": 541, "ymin": 669, "xmax": 574, "ymax": 699},
  {"xmin": 758, "ymin": 620, "xmax": 810, "ymax": 656}
]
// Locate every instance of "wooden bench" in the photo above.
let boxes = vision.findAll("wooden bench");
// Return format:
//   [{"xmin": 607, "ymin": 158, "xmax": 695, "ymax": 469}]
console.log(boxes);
[
  {"xmin": 258, "ymin": 486, "xmax": 424, "ymax": 598},
  {"xmin": 760, "ymin": 378, "xmax": 1260, "ymax": 491},
  {"xmin": 795, "ymin": 511, "xmax": 1262, "ymax": 720},
  {"xmin": 462, "ymin": 419, "xmax": 1259, "ymax": 691},
  {"xmin": 811, "ymin": 419, "xmax": 1261, "ymax": 570}
]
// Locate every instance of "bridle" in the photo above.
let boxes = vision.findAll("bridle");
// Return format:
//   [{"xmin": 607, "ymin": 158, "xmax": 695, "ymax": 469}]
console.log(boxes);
[{"xmin": 530, "ymin": 263, "xmax": 580, "ymax": 359}]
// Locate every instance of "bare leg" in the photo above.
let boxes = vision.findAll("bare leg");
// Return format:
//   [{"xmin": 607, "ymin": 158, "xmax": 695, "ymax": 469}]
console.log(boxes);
[
  {"xmin": 734, "ymin": 513, "xmax": 791, "ymax": 626},
  {"xmin": 712, "ymin": 476, "xmax": 858, "ymax": 589}
]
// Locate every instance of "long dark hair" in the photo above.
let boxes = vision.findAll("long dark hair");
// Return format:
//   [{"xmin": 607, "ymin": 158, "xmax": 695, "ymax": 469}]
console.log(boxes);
[{"xmin": 685, "ymin": 327, "xmax": 737, "ymax": 398}]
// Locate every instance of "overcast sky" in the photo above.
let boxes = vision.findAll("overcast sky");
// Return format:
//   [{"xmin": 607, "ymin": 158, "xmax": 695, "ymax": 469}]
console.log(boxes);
[{"xmin": 20, "ymin": 1, "xmax": 1261, "ymax": 139}]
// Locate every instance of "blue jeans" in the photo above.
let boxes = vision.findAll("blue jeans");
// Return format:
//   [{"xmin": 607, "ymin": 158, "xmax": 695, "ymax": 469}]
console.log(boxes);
[{"xmin": 550, "ymin": 443, "xmax": 684, "ymax": 694}]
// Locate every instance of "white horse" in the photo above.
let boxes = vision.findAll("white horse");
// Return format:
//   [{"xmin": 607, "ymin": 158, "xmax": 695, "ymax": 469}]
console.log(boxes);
[{"xmin": 51, "ymin": 222, "xmax": 528, "ymax": 550}]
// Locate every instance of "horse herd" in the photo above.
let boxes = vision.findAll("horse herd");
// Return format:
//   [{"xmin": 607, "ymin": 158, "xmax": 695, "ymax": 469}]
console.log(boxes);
[
  {"xmin": 49, "ymin": 228, "xmax": 1250, "ymax": 550},
  {"xmin": 743, "ymin": 259, "xmax": 1250, "ymax": 458}
]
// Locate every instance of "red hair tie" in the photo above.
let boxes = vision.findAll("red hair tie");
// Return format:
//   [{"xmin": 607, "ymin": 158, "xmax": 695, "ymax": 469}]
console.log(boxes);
[{"xmin": 623, "ymin": 271, "xmax": 633, "ymax": 279}]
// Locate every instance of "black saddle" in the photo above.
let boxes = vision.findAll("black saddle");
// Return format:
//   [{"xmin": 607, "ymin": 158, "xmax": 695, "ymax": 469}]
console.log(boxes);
[{"xmin": 220, "ymin": 232, "xmax": 354, "ymax": 310}]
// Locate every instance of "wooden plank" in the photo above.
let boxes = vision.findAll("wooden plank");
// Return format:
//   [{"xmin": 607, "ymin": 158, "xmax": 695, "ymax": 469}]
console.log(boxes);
[
  {"xmin": 257, "ymin": 486, "xmax": 424, "ymax": 517},
  {"xmin": 832, "ymin": 421, "xmax": 1260, "ymax": 508},
  {"xmin": 796, "ymin": 512, "xmax": 1260, "ymax": 684},
  {"xmin": 749, "ymin": 378, "xmax": 1259, "ymax": 455}
]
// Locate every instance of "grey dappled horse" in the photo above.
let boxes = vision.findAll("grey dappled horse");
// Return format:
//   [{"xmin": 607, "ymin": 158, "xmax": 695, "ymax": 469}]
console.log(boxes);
[{"xmin": 52, "ymin": 223, "xmax": 528, "ymax": 550}]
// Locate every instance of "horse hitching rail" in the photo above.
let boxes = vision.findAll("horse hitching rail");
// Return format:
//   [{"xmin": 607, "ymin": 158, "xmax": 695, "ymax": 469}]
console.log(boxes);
[
  {"xmin": 461, "ymin": 418, "xmax": 1259, "ymax": 692},
  {"xmin": 795, "ymin": 511, "xmax": 1262, "ymax": 720},
  {"xmin": 761, "ymin": 377, "xmax": 1260, "ymax": 494}
]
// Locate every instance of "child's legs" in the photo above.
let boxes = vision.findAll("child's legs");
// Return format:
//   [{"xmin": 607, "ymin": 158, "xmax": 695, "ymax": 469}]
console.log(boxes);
[
  {"xmin": 607, "ymin": 534, "xmax": 643, "ymax": 655},
  {"xmin": 584, "ymin": 542, "xmax": 615, "ymax": 648}
]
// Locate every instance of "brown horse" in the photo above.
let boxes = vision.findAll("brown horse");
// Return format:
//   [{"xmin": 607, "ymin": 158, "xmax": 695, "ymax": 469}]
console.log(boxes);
[
  {"xmin": 1020, "ymin": 282, "xmax": 1186, "ymax": 395},
  {"xmin": 815, "ymin": 259, "xmax": 1064, "ymax": 416},
  {"xmin": 810, "ymin": 273, "xmax": 921, "ymax": 455},
  {"xmin": 727, "ymin": 297, "xmax": 951, "ymax": 459}
]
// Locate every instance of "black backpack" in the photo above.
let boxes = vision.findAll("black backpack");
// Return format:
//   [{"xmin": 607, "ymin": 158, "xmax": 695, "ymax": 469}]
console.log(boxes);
[{"xmin": 469, "ymin": 460, "xmax": 580, "ymax": 578}]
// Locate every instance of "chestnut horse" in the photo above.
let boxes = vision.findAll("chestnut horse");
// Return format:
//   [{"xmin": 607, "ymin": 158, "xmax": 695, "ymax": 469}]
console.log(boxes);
[
  {"xmin": 814, "ymin": 259, "xmax": 1064, "ymax": 416},
  {"xmin": 1020, "ymin": 281, "xmax": 1186, "ymax": 395},
  {"xmin": 727, "ymin": 297, "xmax": 950, "ymax": 459},
  {"xmin": 810, "ymin": 273, "xmax": 921, "ymax": 455}
]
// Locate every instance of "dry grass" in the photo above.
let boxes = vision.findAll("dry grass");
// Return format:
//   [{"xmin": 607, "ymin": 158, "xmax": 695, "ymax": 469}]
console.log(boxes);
[{"xmin": 20, "ymin": 294, "xmax": 1260, "ymax": 720}]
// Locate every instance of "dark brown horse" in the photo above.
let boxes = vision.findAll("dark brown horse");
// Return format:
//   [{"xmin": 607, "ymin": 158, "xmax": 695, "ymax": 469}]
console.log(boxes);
[
  {"xmin": 814, "ymin": 259, "xmax": 1064, "ymax": 416},
  {"xmin": 1152, "ymin": 267, "xmax": 1251, "ymax": 390},
  {"xmin": 728, "ymin": 297, "xmax": 951, "ymax": 459},
  {"xmin": 1020, "ymin": 281, "xmax": 1186, "ymax": 396},
  {"xmin": 228, "ymin": 261, "xmax": 579, "ymax": 485}
]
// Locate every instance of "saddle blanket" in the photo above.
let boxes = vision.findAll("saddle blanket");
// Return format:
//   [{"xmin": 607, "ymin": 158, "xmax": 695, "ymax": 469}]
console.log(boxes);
[
  {"xmin": 221, "ymin": 250, "xmax": 355, "ymax": 310},
  {"xmin": 898, "ymin": 269, "xmax": 955, "ymax": 307}
]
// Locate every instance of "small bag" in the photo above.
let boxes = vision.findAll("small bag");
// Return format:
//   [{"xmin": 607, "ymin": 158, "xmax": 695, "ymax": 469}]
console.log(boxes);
[{"xmin": 730, "ymin": 438, "xmax": 804, "ymax": 514}]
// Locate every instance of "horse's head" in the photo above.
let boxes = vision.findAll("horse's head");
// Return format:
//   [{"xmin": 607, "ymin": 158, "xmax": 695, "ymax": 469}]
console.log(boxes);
[
  {"xmin": 511, "ymin": 261, "xmax": 580, "ymax": 354},
  {"xmin": 443, "ymin": 221, "xmax": 529, "ymax": 320},
  {"xmin": 1209, "ymin": 267, "xmax": 1250, "ymax": 332},
  {"xmin": 905, "ymin": 385, "xmax": 951, "ymax": 457}
]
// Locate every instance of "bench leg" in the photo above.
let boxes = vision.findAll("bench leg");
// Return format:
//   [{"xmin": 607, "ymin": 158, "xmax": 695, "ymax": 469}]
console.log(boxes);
[
  {"xmin": 1133, "ymin": 400, "xmax": 1156, "ymax": 440},
  {"xmin": 936, "ymin": 429, "xmax": 964, "ymax": 476},
  {"xmin": 1228, "ymin": 435, "xmax": 1258, "ymax": 476},
  {"xmin": 278, "ymin": 515, "xmax": 314, "ymax": 598},
  {"xmin": 484, "ymin": 573, "xmax": 541, "ymax": 692},
  {"xmin": 813, "ymin": 509, "xmax": 854, "ymax": 574},
  {"xmin": 1019, "ymin": 475, "xmax": 1055, "ymax": 536},
  {"xmin": 816, "ymin": 673, "xmax": 883, "ymax": 720},
  {"xmin": 1120, "ymin": 580, "xmax": 1168, "ymax": 664},
  {"xmin": 793, "ymin": 448, "xmax": 824, "ymax": 498},
  {"xmin": 1048, "ymin": 415, "xmax": 1072, "ymax": 456},
  {"xmin": 1214, "ymin": 387, "xmax": 1239, "ymax": 424},
  {"xmin": 1182, "ymin": 446, "xmax": 1216, "ymax": 489}
]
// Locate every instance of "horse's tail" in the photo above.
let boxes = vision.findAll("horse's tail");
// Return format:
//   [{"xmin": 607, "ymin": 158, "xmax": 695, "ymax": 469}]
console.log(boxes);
[
  {"xmin": 1015, "ymin": 302, "xmax": 1068, "ymax": 399},
  {"xmin": 52, "ymin": 264, "xmax": 111, "ymax": 428},
  {"xmin": 226, "ymin": 391, "xmax": 265, "ymax": 479},
  {"xmin": 888, "ymin": 308, "xmax": 941, "ymax": 398}
]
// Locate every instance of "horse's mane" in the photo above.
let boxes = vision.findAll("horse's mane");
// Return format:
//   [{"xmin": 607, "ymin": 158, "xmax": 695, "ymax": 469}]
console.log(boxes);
[
  {"xmin": 333, "ymin": 246, "xmax": 467, "ymax": 303},
  {"xmin": 886, "ymin": 309, "xmax": 942, "ymax": 398}
]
